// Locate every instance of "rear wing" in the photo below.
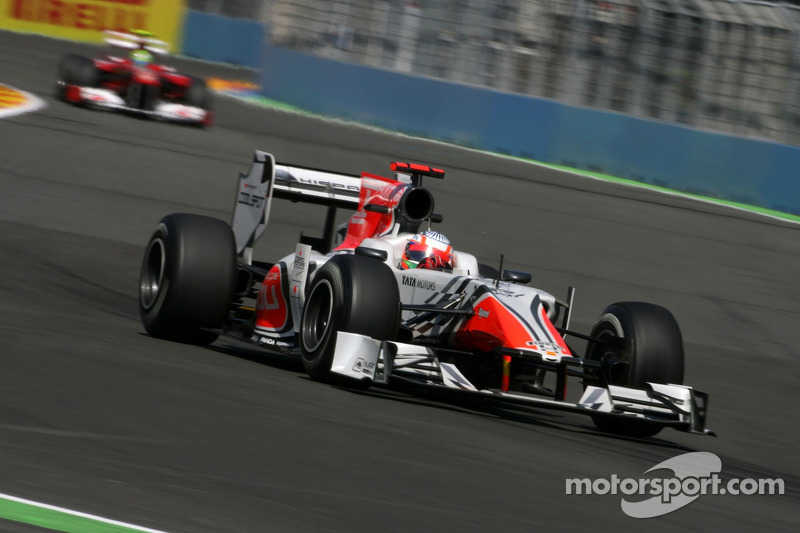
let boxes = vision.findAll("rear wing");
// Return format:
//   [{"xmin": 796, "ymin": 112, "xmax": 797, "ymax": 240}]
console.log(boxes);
[
  {"xmin": 232, "ymin": 151, "xmax": 362, "ymax": 263},
  {"xmin": 103, "ymin": 30, "xmax": 169, "ymax": 55}
]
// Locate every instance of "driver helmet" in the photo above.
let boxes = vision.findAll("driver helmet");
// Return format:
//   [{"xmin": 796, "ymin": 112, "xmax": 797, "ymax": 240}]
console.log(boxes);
[
  {"xmin": 130, "ymin": 48, "xmax": 153, "ymax": 67},
  {"xmin": 399, "ymin": 230, "xmax": 454, "ymax": 271}
]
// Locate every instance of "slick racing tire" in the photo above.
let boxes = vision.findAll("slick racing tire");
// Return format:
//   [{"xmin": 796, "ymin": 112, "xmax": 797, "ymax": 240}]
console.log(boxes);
[
  {"xmin": 125, "ymin": 82, "xmax": 159, "ymax": 111},
  {"xmin": 139, "ymin": 213, "xmax": 236, "ymax": 345},
  {"xmin": 585, "ymin": 302, "xmax": 684, "ymax": 438},
  {"xmin": 300, "ymin": 254, "xmax": 400, "ymax": 383},
  {"xmin": 55, "ymin": 54, "xmax": 98, "ymax": 100},
  {"xmin": 185, "ymin": 76, "xmax": 211, "ymax": 109}
]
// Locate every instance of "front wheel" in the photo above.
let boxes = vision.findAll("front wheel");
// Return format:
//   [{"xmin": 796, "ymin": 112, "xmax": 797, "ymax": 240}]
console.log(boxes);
[
  {"xmin": 585, "ymin": 302, "xmax": 684, "ymax": 438},
  {"xmin": 139, "ymin": 213, "xmax": 236, "ymax": 345},
  {"xmin": 126, "ymin": 82, "xmax": 159, "ymax": 111},
  {"xmin": 300, "ymin": 254, "xmax": 400, "ymax": 382},
  {"xmin": 55, "ymin": 54, "xmax": 98, "ymax": 99}
]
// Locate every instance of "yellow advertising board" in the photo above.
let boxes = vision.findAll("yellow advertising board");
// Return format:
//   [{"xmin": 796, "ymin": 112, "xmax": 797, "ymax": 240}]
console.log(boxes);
[{"xmin": 0, "ymin": 0, "xmax": 186, "ymax": 51}]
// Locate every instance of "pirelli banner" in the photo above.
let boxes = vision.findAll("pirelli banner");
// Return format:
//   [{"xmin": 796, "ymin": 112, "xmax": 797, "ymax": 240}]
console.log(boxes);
[{"xmin": 0, "ymin": 0, "xmax": 185, "ymax": 51}]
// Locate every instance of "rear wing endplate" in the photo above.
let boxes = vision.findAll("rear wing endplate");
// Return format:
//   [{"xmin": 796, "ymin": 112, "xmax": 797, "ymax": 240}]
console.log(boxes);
[{"xmin": 232, "ymin": 151, "xmax": 362, "ymax": 263}]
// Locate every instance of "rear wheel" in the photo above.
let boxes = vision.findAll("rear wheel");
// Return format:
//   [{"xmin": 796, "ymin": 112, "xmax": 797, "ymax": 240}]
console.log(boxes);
[
  {"xmin": 585, "ymin": 302, "xmax": 684, "ymax": 438},
  {"xmin": 139, "ymin": 213, "xmax": 236, "ymax": 345},
  {"xmin": 300, "ymin": 254, "xmax": 400, "ymax": 382},
  {"xmin": 185, "ymin": 77, "xmax": 211, "ymax": 109}
]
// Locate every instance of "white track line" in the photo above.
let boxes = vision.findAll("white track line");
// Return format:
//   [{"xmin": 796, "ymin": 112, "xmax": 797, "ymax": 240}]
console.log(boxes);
[{"xmin": 0, "ymin": 492, "xmax": 170, "ymax": 533}]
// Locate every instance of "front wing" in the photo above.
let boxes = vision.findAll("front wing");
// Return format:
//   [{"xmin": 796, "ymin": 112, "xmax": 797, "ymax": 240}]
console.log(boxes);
[
  {"xmin": 330, "ymin": 332, "xmax": 714, "ymax": 436},
  {"xmin": 62, "ymin": 85, "xmax": 211, "ymax": 125}
]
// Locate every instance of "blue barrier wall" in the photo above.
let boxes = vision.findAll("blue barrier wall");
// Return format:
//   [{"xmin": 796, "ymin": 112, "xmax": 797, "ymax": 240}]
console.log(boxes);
[
  {"xmin": 181, "ymin": 11, "xmax": 263, "ymax": 68},
  {"xmin": 179, "ymin": 10, "xmax": 800, "ymax": 215}
]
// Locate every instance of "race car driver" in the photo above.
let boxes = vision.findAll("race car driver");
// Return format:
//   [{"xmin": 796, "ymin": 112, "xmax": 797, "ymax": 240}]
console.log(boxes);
[
  {"xmin": 399, "ymin": 230, "xmax": 454, "ymax": 271},
  {"xmin": 130, "ymin": 48, "xmax": 153, "ymax": 67}
]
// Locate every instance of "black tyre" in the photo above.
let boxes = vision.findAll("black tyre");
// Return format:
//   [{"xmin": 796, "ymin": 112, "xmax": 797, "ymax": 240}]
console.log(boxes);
[
  {"xmin": 125, "ymin": 82, "xmax": 159, "ymax": 111},
  {"xmin": 141, "ymin": 83, "xmax": 160, "ymax": 111},
  {"xmin": 586, "ymin": 302, "xmax": 684, "ymax": 438},
  {"xmin": 300, "ymin": 254, "xmax": 400, "ymax": 381},
  {"xmin": 55, "ymin": 54, "xmax": 77, "ymax": 98},
  {"xmin": 185, "ymin": 77, "xmax": 211, "ymax": 109},
  {"xmin": 139, "ymin": 213, "xmax": 236, "ymax": 345},
  {"xmin": 56, "ymin": 54, "xmax": 98, "ymax": 99}
]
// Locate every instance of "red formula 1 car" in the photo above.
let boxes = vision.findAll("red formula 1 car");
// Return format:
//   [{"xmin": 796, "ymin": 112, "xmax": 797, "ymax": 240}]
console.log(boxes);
[
  {"xmin": 55, "ymin": 30, "xmax": 212, "ymax": 127},
  {"xmin": 138, "ymin": 151, "xmax": 714, "ymax": 438}
]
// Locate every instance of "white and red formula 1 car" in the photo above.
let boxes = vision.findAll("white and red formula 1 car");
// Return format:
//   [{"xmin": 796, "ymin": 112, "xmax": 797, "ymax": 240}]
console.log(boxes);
[
  {"xmin": 55, "ymin": 30, "xmax": 212, "ymax": 127},
  {"xmin": 139, "ymin": 151, "xmax": 714, "ymax": 438}
]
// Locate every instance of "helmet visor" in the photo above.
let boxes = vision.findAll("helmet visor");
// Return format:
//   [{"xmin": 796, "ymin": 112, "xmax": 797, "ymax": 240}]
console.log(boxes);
[{"xmin": 401, "ymin": 243, "xmax": 433, "ymax": 269}]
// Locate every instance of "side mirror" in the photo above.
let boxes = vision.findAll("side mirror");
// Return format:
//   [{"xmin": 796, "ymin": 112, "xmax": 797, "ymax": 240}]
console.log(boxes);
[
  {"xmin": 502, "ymin": 269, "xmax": 531, "ymax": 284},
  {"xmin": 355, "ymin": 246, "xmax": 389, "ymax": 262}
]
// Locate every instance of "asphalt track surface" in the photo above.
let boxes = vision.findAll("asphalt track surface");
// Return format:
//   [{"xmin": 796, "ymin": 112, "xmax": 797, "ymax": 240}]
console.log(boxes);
[{"xmin": 1, "ymin": 31, "xmax": 798, "ymax": 532}]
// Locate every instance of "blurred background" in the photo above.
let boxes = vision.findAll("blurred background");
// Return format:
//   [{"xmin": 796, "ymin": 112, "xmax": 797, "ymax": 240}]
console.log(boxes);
[{"xmin": 189, "ymin": 0, "xmax": 800, "ymax": 147}]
